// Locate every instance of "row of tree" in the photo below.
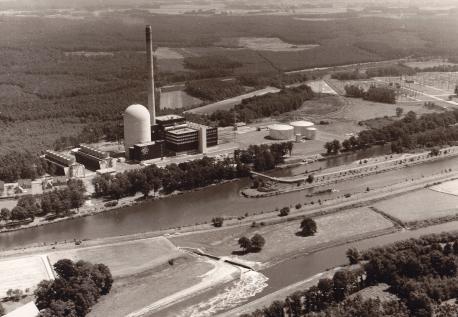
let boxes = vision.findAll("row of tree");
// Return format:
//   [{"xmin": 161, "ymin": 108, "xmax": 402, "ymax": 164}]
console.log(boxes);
[
  {"xmin": 210, "ymin": 85, "xmax": 315, "ymax": 126},
  {"xmin": 35, "ymin": 259, "xmax": 113, "ymax": 317},
  {"xmin": 92, "ymin": 156, "xmax": 250, "ymax": 200}
]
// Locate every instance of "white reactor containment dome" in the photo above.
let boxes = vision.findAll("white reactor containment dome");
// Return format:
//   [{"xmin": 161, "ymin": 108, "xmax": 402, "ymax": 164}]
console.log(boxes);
[
  {"xmin": 124, "ymin": 104, "xmax": 151, "ymax": 157},
  {"xmin": 290, "ymin": 121, "xmax": 314, "ymax": 136},
  {"xmin": 268, "ymin": 124, "xmax": 294, "ymax": 140}
]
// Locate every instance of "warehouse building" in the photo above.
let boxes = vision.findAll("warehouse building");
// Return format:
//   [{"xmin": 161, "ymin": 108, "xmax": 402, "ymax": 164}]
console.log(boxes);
[{"xmin": 74, "ymin": 145, "xmax": 117, "ymax": 171}]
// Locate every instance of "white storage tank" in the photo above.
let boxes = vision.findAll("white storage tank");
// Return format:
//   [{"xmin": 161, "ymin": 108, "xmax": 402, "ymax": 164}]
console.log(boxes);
[
  {"xmin": 268, "ymin": 124, "xmax": 294, "ymax": 140},
  {"xmin": 124, "ymin": 104, "xmax": 151, "ymax": 158},
  {"xmin": 290, "ymin": 121, "xmax": 314, "ymax": 136},
  {"xmin": 305, "ymin": 127, "xmax": 317, "ymax": 140}
]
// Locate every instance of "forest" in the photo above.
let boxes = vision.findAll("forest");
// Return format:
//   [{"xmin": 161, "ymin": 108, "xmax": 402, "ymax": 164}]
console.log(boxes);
[
  {"xmin": 185, "ymin": 79, "xmax": 246, "ymax": 102},
  {"xmin": 241, "ymin": 232, "xmax": 458, "ymax": 317}
]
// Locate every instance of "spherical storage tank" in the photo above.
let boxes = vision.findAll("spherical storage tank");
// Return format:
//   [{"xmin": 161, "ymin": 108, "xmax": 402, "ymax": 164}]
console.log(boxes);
[
  {"xmin": 124, "ymin": 104, "xmax": 151, "ymax": 157},
  {"xmin": 268, "ymin": 124, "xmax": 294, "ymax": 140},
  {"xmin": 290, "ymin": 121, "xmax": 314, "ymax": 137}
]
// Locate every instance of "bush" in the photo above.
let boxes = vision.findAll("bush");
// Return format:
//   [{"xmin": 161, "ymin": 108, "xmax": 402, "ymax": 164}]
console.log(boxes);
[
  {"xmin": 212, "ymin": 217, "xmax": 224, "ymax": 227},
  {"xmin": 300, "ymin": 217, "xmax": 317, "ymax": 236},
  {"xmin": 279, "ymin": 207, "xmax": 290, "ymax": 217},
  {"xmin": 295, "ymin": 203, "xmax": 302, "ymax": 210}
]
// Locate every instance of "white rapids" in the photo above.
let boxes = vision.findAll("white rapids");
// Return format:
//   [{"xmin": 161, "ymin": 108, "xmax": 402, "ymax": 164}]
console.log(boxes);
[{"xmin": 175, "ymin": 270, "xmax": 269, "ymax": 317}]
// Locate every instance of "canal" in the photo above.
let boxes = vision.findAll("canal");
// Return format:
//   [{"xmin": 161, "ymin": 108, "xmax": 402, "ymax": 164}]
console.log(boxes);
[{"xmin": 1, "ymin": 146, "xmax": 457, "ymax": 250}]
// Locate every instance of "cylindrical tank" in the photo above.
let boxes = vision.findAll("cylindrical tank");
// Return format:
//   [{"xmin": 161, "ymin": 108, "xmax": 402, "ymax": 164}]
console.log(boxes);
[
  {"xmin": 295, "ymin": 134, "xmax": 302, "ymax": 143},
  {"xmin": 290, "ymin": 121, "xmax": 314, "ymax": 136},
  {"xmin": 124, "ymin": 104, "xmax": 151, "ymax": 158},
  {"xmin": 268, "ymin": 124, "xmax": 294, "ymax": 140},
  {"xmin": 305, "ymin": 127, "xmax": 317, "ymax": 140}
]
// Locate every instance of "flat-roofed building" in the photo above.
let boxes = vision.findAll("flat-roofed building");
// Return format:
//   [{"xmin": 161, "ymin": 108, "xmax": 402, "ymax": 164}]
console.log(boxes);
[
  {"xmin": 42, "ymin": 150, "xmax": 85, "ymax": 178},
  {"xmin": 130, "ymin": 140, "xmax": 165, "ymax": 161},
  {"xmin": 74, "ymin": 145, "xmax": 117, "ymax": 171}
]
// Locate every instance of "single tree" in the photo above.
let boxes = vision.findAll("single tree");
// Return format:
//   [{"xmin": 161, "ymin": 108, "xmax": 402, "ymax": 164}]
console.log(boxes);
[
  {"xmin": 238, "ymin": 236, "xmax": 252, "ymax": 252},
  {"xmin": 346, "ymin": 248, "xmax": 360, "ymax": 265},
  {"xmin": 300, "ymin": 217, "xmax": 317, "ymax": 236},
  {"xmin": 250, "ymin": 234, "xmax": 266, "ymax": 252},
  {"xmin": 212, "ymin": 217, "xmax": 224, "ymax": 227},
  {"xmin": 279, "ymin": 207, "xmax": 290, "ymax": 217}
]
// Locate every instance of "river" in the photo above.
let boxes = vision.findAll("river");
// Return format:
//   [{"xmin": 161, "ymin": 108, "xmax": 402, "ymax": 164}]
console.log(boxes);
[
  {"xmin": 2, "ymin": 145, "xmax": 458, "ymax": 251},
  {"xmin": 156, "ymin": 221, "xmax": 458, "ymax": 317}
]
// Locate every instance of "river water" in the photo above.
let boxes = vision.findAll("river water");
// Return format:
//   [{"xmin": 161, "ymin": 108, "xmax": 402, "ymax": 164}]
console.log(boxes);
[{"xmin": 1, "ymin": 145, "xmax": 458, "ymax": 250}]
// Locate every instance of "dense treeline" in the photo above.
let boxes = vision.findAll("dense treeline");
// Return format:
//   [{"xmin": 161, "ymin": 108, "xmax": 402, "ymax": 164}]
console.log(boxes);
[
  {"xmin": 210, "ymin": 85, "xmax": 314, "ymax": 126},
  {"xmin": 242, "ymin": 232, "xmax": 458, "ymax": 317},
  {"xmin": 185, "ymin": 79, "xmax": 245, "ymax": 102},
  {"xmin": 366, "ymin": 64, "xmax": 416, "ymax": 77},
  {"xmin": 184, "ymin": 55, "xmax": 242, "ymax": 71},
  {"xmin": 92, "ymin": 156, "xmax": 250, "ymax": 200},
  {"xmin": 235, "ymin": 142, "xmax": 293, "ymax": 172},
  {"xmin": 238, "ymin": 72, "xmax": 309, "ymax": 89},
  {"xmin": 331, "ymin": 70, "xmax": 368, "ymax": 80},
  {"xmin": 415, "ymin": 65, "xmax": 458, "ymax": 73},
  {"xmin": 0, "ymin": 180, "xmax": 86, "ymax": 222},
  {"xmin": 339, "ymin": 109, "xmax": 458, "ymax": 153},
  {"xmin": 345, "ymin": 84, "xmax": 396, "ymax": 104},
  {"xmin": 0, "ymin": 152, "xmax": 46, "ymax": 182},
  {"xmin": 35, "ymin": 259, "xmax": 113, "ymax": 317}
]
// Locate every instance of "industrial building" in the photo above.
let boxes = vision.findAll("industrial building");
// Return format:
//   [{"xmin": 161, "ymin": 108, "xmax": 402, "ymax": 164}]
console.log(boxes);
[
  {"xmin": 41, "ymin": 150, "xmax": 85, "ymax": 178},
  {"xmin": 122, "ymin": 26, "xmax": 218, "ymax": 162},
  {"xmin": 74, "ymin": 145, "xmax": 117, "ymax": 171}
]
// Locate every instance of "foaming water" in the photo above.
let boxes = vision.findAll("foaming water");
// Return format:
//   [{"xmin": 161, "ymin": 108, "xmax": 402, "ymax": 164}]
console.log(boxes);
[{"xmin": 175, "ymin": 271, "xmax": 268, "ymax": 317}]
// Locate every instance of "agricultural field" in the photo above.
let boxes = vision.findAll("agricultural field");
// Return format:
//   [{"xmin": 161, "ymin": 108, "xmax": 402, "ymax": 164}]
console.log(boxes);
[
  {"xmin": 48, "ymin": 237, "xmax": 182, "ymax": 277},
  {"xmin": 0, "ymin": 255, "xmax": 53, "ymax": 297},
  {"xmin": 215, "ymin": 37, "xmax": 319, "ymax": 52},
  {"xmin": 430, "ymin": 178, "xmax": 458, "ymax": 196},
  {"xmin": 171, "ymin": 207, "xmax": 394, "ymax": 265},
  {"xmin": 373, "ymin": 188, "xmax": 458, "ymax": 225}
]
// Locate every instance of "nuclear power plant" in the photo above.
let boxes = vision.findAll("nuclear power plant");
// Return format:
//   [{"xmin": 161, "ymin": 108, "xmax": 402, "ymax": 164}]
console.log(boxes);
[{"xmin": 123, "ymin": 26, "xmax": 218, "ymax": 161}]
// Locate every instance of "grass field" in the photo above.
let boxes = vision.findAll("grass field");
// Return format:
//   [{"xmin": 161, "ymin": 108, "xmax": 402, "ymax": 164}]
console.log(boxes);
[
  {"xmin": 0, "ymin": 255, "xmax": 52, "ymax": 297},
  {"xmin": 430, "ymin": 179, "xmax": 458, "ymax": 196},
  {"xmin": 160, "ymin": 89, "xmax": 202, "ymax": 110},
  {"xmin": 88, "ymin": 256, "xmax": 214, "ymax": 317},
  {"xmin": 48, "ymin": 237, "xmax": 182, "ymax": 277},
  {"xmin": 171, "ymin": 207, "xmax": 394, "ymax": 265},
  {"xmin": 373, "ymin": 189, "xmax": 458, "ymax": 224}
]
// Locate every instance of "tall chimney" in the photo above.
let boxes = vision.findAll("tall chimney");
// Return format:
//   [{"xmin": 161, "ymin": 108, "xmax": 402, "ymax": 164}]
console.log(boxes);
[{"xmin": 146, "ymin": 25, "xmax": 156, "ymax": 125}]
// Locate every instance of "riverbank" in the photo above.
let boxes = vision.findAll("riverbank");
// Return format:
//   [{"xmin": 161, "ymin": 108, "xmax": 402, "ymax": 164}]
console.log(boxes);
[
  {"xmin": 0, "ymin": 178, "xmax": 241, "ymax": 234},
  {"xmin": 243, "ymin": 146, "xmax": 458, "ymax": 197}
]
